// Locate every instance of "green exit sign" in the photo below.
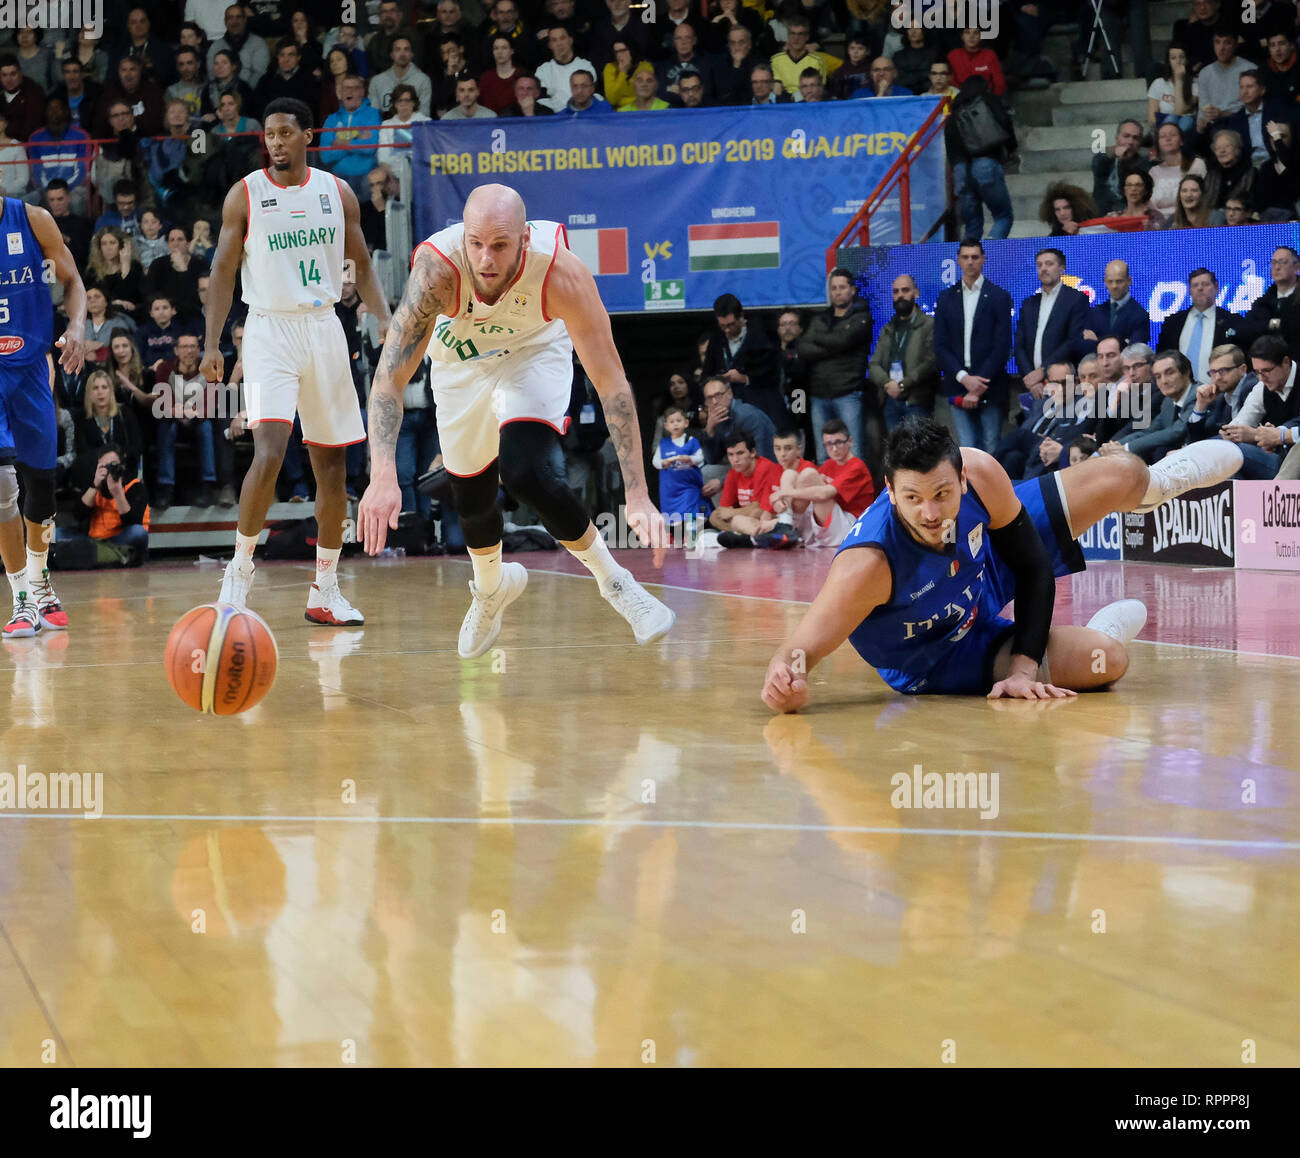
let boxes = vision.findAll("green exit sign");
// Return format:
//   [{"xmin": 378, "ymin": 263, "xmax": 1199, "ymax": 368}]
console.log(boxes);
[{"xmin": 644, "ymin": 280, "xmax": 685, "ymax": 311}]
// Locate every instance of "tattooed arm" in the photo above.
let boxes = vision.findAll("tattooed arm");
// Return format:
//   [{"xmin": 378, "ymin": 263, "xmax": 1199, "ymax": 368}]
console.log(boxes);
[
  {"xmin": 357, "ymin": 244, "xmax": 457, "ymax": 554},
  {"xmin": 546, "ymin": 247, "xmax": 666, "ymax": 545}
]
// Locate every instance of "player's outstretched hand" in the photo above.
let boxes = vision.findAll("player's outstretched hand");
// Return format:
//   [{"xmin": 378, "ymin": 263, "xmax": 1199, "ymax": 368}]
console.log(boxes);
[
  {"xmin": 358, "ymin": 474, "xmax": 402, "ymax": 555},
  {"xmin": 56, "ymin": 327, "xmax": 86, "ymax": 375},
  {"xmin": 987, "ymin": 673, "xmax": 1077, "ymax": 700},
  {"xmin": 199, "ymin": 348, "xmax": 225, "ymax": 384},
  {"xmin": 625, "ymin": 494, "xmax": 667, "ymax": 549},
  {"xmin": 762, "ymin": 658, "xmax": 810, "ymax": 713}
]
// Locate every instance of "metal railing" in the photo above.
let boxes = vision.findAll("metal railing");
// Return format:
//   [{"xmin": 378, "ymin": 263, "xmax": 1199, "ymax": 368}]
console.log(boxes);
[{"xmin": 824, "ymin": 96, "xmax": 949, "ymax": 270}]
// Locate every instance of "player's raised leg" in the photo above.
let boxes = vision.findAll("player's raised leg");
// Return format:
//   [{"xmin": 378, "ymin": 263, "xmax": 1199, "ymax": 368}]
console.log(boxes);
[{"xmin": 1057, "ymin": 440, "xmax": 1243, "ymax": 539}]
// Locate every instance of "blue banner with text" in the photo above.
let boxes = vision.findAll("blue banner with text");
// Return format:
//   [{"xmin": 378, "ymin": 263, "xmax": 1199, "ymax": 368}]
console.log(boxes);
[{"xmin": 411, "ymin": 98, "xmax": 944, "ymax": 314}]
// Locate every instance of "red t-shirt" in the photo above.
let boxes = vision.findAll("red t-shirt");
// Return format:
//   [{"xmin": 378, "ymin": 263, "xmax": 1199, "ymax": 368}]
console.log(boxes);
[
  {"xmin": 947, "ymin": 47, "xmax": 1006, "ymax": 96},
  {"xmin": 819, "ymin": 455, "xmax": 874, "ymax": 516},
  {"xmin": 776, "ymin": 456, "xmax": 817, "ymax": 475},
  {"xmin": 720, "ymin": 456, "xmax": 783, "ymax": 512}
]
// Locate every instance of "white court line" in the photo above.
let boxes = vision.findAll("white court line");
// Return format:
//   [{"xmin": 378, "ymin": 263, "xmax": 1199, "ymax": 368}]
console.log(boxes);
[{"xmin": 0, "ymin": 812, "xmax": 1296, "ymax": 851}]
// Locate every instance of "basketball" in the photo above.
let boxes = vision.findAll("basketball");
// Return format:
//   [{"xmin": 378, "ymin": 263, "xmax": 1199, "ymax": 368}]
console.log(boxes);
[{"xmin": 164, "ymin": 604, "xmax": 278, "ymax": 715}]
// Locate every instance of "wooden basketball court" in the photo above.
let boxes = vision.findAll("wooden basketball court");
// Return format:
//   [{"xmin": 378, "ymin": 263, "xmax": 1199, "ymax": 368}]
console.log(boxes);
[{"xmin": 1, "ymin": 551, "xmax": 1297, "ymax": 1067}]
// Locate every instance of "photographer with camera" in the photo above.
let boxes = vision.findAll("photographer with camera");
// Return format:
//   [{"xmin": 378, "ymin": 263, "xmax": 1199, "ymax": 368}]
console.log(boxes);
[{"xmin": 54, "ymin": 443, "xmax": 151, "ymax": 568}]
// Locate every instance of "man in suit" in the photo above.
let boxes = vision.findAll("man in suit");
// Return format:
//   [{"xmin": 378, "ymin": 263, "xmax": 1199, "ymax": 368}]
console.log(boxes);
[
  {"xmin": 1101, "ymin": 350, "xmax": 1197, "ymax": 462},
  {"xmin": 1187, "ymin": 344, "xmax": 1255, "ymax": 443},
  {"xmin": 1158, "ymin": 267, "xmax": 1249, "ymax": 384},
  {"xmin": 1084, "ymin": 260, "xmax": 1151, "ymax": 348},
  {"xmin": 933, "ymin": 239, "xmax": 1013, "ymax": 452},
  {"xmin": 1006, "ymin": 360, "xmax": 1099, "ymax": 480},
  {"xmin": 702, "ymin": 293, "xmax": 785, "ymax": 427},
  {"xmin": 1245, "ymin": 245, "xmax": 1300, "ymax": 363},
  {"xmin": 1206, "ymin": 71, "xmax": 1292, "ymax": 165},
  {"xmin": 1014, "ymin": 248, "xmax": 1091, "ymax": 394}
]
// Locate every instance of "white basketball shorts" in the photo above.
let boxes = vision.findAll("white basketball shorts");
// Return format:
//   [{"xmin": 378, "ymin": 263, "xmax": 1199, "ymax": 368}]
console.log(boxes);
[
  {"xmin": 430, "ymin": 337, "xmax": 574, "ymax": 477},
  {"xmin": 794, "ymin": 501, "xmax": 855, "ymax": 549},
  {"xmin": 241, "ymin": 308, "xmax": 365, "ymax": 447}
]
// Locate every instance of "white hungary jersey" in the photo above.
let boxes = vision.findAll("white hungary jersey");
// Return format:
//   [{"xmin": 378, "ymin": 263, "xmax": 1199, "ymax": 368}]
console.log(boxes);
[
  {"xmin": 240, "ymin": 166, "xmax": 345, "ymax": 312},
  {"xmin": 417, "ymin": 219, "xmax": 570, "ymax": 366}
]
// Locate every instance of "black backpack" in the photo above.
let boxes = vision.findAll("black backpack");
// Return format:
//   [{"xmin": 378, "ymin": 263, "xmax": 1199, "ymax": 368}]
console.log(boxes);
[{"xmin": 954, "ymin": 95, "xmax": 1012, "ymax": 157}]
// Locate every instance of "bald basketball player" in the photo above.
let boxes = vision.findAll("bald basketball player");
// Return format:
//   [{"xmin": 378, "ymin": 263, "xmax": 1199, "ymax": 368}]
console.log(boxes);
[
  {"xmin": 358, "ymin": 184, "xmax": 675, "ymax": 657},
  {"xmin": 762, "ymin": 419, "xmax": 1243, "ymax": 710}
]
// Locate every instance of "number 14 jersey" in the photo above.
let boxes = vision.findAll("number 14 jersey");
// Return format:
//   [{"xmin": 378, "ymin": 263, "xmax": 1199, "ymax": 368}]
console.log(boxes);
[{"xmin": 240, "ymin": 167, "xmax": 345, "ymax": 313}]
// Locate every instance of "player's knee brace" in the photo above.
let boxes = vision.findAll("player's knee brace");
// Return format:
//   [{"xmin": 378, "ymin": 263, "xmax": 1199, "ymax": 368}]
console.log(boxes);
[
  {"xmin": 448, "ymin": 465, "xmax": 504, "ymax": 550},
  {"xmin": 19, "ymin": 466, "xmax": 56, "ymax": 525},
  {"xmin": 0, "ymin": 466, "xmax": 19, "ymax": 523},
  {"xmin": 498, "ymin": 424, "xmax": 589, "ymax": 543}
]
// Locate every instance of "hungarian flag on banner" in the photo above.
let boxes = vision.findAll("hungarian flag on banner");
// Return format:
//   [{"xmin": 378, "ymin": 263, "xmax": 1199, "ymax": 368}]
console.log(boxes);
[
  {"xmin": 567, "ymin": 227, "xmax": 628, "ymax": 276},
  {"xmin": 688, "ymin": 222, "xmax": 780, "ymax": 271}
]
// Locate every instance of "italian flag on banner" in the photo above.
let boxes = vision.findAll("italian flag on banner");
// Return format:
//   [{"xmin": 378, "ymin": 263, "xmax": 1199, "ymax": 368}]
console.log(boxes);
[
  {"xmin": 567, "ymin": 228, "xmax": 628, "ymax": 276},
  {"xmin": 688, "ymin": 222, "xmax": 781, "ymax": 271}
]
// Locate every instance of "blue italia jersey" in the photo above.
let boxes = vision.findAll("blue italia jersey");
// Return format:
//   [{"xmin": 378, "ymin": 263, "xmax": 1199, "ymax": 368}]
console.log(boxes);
[
  {"xmin": 837, "ymin": 486, "xmax": 1004, "ymax": 691},
  {"xmin": 0, "ymin": 197, "xmax": 51, "ymax": 365}
]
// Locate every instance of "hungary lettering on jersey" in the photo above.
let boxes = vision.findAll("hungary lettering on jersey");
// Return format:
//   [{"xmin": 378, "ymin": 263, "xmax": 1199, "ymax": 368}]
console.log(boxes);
[{"xmin": 266, "ymin": 226, "xmax": 337, "ymax": 253}]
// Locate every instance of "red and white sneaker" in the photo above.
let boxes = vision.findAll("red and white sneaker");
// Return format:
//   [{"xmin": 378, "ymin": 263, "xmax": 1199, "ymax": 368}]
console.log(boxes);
[
  {"xmin": 4, "ymin": 595, "xmax": 41, "ymax": 639},
  {"xmin": 30, "ymin": 569, "xmax": 68, "ymax": 630},
  {"xmin": 304, "ymin": 582, "xmax": 364, "ymax": 626}
]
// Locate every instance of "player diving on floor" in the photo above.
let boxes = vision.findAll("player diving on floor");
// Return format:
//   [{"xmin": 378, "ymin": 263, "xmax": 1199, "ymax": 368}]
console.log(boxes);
[
  {"xmin": 357, "ymin": 183, "xmax": 675, "ymax": 656},
  {"xmin": 762, "ymin": 418, "xmax": 1244, "ymax": 710}
]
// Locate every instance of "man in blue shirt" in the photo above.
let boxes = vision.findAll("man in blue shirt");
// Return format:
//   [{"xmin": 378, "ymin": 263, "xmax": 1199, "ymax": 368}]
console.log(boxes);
[{"xmin": 320, "ymin": 74, "xmax": 381, "ymax": 196}]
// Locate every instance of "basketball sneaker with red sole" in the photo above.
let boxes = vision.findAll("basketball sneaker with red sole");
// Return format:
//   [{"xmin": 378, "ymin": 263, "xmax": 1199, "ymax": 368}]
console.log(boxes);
[
  {"xmin": 30, "ymin": 570, "xmax": 68, "ymax": 629},
  {"xmin": 4, "ymin": 595, "xmax": 41, "ymax": 639},
  {"xmin": 305, "ymin": 582, "xmax": 365, "ymax": 626}
]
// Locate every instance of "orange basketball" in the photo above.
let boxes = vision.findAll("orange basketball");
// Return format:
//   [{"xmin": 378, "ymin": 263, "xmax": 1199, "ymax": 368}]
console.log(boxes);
[{"xmin": 164, "ymin": 604, "xmax": 278, "ymax": 715}]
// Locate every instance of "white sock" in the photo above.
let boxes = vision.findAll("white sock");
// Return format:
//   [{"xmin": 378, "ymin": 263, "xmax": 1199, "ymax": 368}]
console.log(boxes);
[
  {"xmin": 569, "ymin": 532, "xmax": 620, "ymax": 584},
  {"xmin": 233, "ymin": 532, "xmax": 258, "ymax": 568},
  {"xmin": 7, "ymin": 566, "xmax": 26, "ymax": 600},
  {"xmin": 776, "ymin": 509, "xmax": 794, "ymax": 526},
  {"xmin": 25, "ymin": 546, "xmax": 48, "ymax": 580},
  {"xmin": 316, "ymin": 545, "xmax": 341, "ymax": 588},
  {"xmin": 471, "ymin": 545, "xmax": 503, "ymax": 594},
  {"xmin": 1140, "ymin": 441, "xmax": 1241, "ymax": 507}
]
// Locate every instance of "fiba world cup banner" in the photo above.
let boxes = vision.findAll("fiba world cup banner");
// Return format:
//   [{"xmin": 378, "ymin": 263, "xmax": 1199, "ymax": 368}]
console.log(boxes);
[{"xmin": 411, "ymin": 98, "xmax": 945, "ymax": 314}]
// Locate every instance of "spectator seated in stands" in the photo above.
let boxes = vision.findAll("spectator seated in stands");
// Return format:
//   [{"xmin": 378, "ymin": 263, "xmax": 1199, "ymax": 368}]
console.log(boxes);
[
  {"xmin": 603, "ymin": 39, "xmax": 646, "ymax": 111},
  {"xmin": 749, "ymin": 63, "xmax": 791, "ymax": 105},
  {"xmin": 1219, "ymin": 334, "xmax": 1300, "ymax": 478},
  {"xmin": 27, "ymin": 97, "xmax": 92, "ymax": 201},
  {"xmin": 1171, "ymin": 172, "xmax": 1221, "ymax": 228},
  {"xmin": 1262, "ymin": 30, "xmax": 1300, "ymax": 102},
  {"xmin": 74, "ymin": 369, "xmax": 143, "ymax": 485},
  {"xmin": 1208, "ymin": 70, "xmax": 1286, "ymax": 167},
  {"xmin": 771, "ymin": 16, "xmax": 828, "ymax": 98},
  {"xmin": 948, "ymin": 26, "xmax": 1005, "ymax": 97},
  {"xmin": 853, "ymin": 56, "xmax": 912, "ymax": 99},
  {"xmin": 94, "ymin": 181, "xmax": 143, "ymax": 237},
  {"xmin": 82, "ymin": 286, "xmax": 135, "ymax": 366},
  {"xmin": 43, "ymin": 179, "xmax": 93, "ymax": 267},
  {"xmin": 253, "ymin": 40, "xmax": 322, "ymax": 120},
  {"xmin": 827, "ymin": 33, "xmax": 870, "ymax": 100},
  {"xmin": 133, "ymin": 210, "xmax": 169, "ymax": 268},
  {"xmin": 138, "ymin": 294, "xmax": 197, "ymax": 375},
  {"xmin": 1195, "ymin": 25, "xmax": 1256, "ymax": 131},
  {"xmin": 501, "ymin": 74, "xmax": 555, "ymax": 117},
  {"xmin": 1101, "ymin": 349, "xmax": 1197, "ymax": 463},
  {"xmin": 1149, "ymin": 43, "xmax": 1197, "ymax": 133},
  {"xmin": 144, "ymin": 225, "xmax": 209, "ymax": 324},
  {"xmin": 208, "ymin": 3, "xmax": 272, "ymax": 87},
  {"xmin": 869, "ymin": 273, "xmax": 937, "ymax": 432},
  {"xmin": 1252, "ymin": 120, "xmax": 1300, "ymax": 221},
  {"xmin": 618, "ymin": 64, "xmax": 670, "ymax": 111},
  {"xmin": 87, "ymin": 226, "xmax": 144, "ymax": 321},
  {"xmin": 95, "ymin": 56, "xmax": 165, "ymax": 139},
  {"xmin": 555, "ymin": 69, "xmax": 613, "ymax": 115},
  {"xmin": 538, "ymin": 25, "xmax": 597, "ymax": 111},
  {"xmin": 321, "ymin": 74, "xmax": 383, "ymax": 194},
  {"xmin": 1172, "ymin": 0, "xmax": 1219, "ymax": 72},
  {"xmin": 797, "ymin": 67, "xmax": 827, "ymax": 103},
  {"xmin": 996, "ymin": 361, "xmax": 1080, "ymax": 479},
  {"xmin": 1187, "ymin": 343, "xmax": 1254, "ymax": 445},
  {"xmin": 698, "ymin": 375, "xmax": 777, "ymax": 501},
  {"xmin": 709, "ymin": 432, "xmax": 788, "ymax": 548},
  {"xmin": 477, "ymin": 36, "xmax": 524, "ymax": 115},
  {"xmin": 0, "ymin": 52, "xmax": 49, "ymax": 142},
  {"xmin": 1108, "ymin": 168, "xmax": 1165, "ymax": 229},
  {"xmin": 1027, "ymin": 361, "xmax": 1099, "ymax": 478},
  {"xmin": 771, "ymin": 425, "xmax": 817, "ymax": 480},
  {"xmin": 1067, "ymin": 435, "xmax": 1098, "ymax": 465},
  {"xmin": 679, "ymin": 71, "xmax": 708, "ymax": 108},
  {"xmin": 653, "ymin": 406, "xmax": 706, "ymax": 527},
  {"xmin": 1093, "ymin": 120, "xmax": 1151, "ymax": 216},
  {"xmin": 56, "ymin": 443, "xmax": 151, "ymax": 567},
  {"xmin": 1039, "ymin": 182, "xmax": 1098, "ymax": 236},
  {"xmin": 151, "ymin": 332, "xmax": 219, "ymax": 510},
  {"xmin": 769, "ymin": 416, "xmax": 875, "ymax": 549},
  {"xmin": 656, "ymin": 23, "xmax": 718, "ymax": 104},
  {"xmin": 1203, "ymin": 129, "xmax": 1254, "ymax": 210}
]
